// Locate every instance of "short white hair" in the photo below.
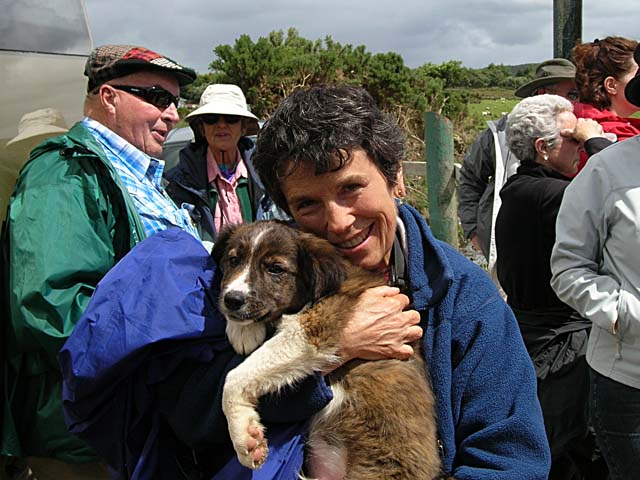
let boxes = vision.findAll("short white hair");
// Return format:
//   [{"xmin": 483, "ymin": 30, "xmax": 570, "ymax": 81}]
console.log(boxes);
[{"xmin": 506, "ymin": 94, "xmax": 573, "ymax": 163}]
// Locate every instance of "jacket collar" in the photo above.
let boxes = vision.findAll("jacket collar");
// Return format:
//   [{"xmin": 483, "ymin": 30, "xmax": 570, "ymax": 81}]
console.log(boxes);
[
  {"xmin": 398, "ymin": 203, "xmax": 453, "ymax": 310},
  {"xmin": 516, "ymin": 160, "xmax": 572, "ymax": 181},
  {"xmin": 30, "ymin": 121, "xmax": 104, "ymax": 159}
]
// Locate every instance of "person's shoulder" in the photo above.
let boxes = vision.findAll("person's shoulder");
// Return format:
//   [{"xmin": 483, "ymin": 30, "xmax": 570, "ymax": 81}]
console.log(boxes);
[
  {"xmin": 436, "ymin": 240, "xmax": 499, "ymax": 300},
  {"xmin": 166, "ymin": 142, "xmax": 206, "ymax": 178},
  {"xmin": 470, "ymin": 125, "xmax": 494, "ymax": 145},
  {"xmin": 581, "ymin": 136, "xmax": 640, "ymax": 183},
  {"xmin": 19, "ymin": 126, "xmax": 82, "ymax": 174},
  {"xmin": 435, "ymin": 242, "xmax": 512, "ymax": 342},
  {"xmin": 541, "ymin": 175, "xmax": 570, "ymax": 196},
  {"xmin": 238, "ymin": 136, "xmax": 255, "ymax": 151},
  {"xmin": 593, "ymin": 134, "xmax": 640, "ymax": 160}
]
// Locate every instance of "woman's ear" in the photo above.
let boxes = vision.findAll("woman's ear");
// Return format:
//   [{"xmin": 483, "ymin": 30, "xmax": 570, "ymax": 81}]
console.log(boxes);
[
  {"xmin": 241, "ymin": 119, "xmax": 247, "ymax": 136},
  {"xmin": 604, "ymin": 76, "xmax": 618, "ymax": 95},
  {"xmin": 534, "ymin": 137, "xmax": 548, "ymax": 159}
]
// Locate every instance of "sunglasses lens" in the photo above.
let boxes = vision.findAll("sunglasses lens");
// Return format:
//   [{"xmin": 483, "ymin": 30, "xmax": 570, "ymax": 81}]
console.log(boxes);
[
  {"xmin": 111, "ymin": 85, "xmax": 178, "ymax": 110},
  {"xmin": 148, "ymin": 90, "xmax": 178, "ymax": 109},
  {"xmin": 201, "ymin": 114, "xmax": 242, "ymax": 125},
  {"xmin": 201, "ymin": 114, "xmax": 220, "ymax": 125}
]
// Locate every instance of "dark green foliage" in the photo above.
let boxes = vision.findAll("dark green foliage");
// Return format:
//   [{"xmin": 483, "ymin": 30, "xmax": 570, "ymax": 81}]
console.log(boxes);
[{"xmin": 189, "ymin": 29, "xmax": 535, "ymax": 162}]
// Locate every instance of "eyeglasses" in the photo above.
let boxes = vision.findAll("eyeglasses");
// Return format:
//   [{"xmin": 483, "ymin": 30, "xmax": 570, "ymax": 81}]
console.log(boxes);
[
  {"xmin": 566, "ymin": 90, "xmax": 579, "ymax": 102},
  {"xmin": 111, "ymin": 85, "xmax": 180, "ymax": 110},
  {"xmin": 200, "ymin": 114, "xmax": 243, "ymax": 125},
  {"xmin": 536, "ymin": 86, "xmax": 580, "ymax": 102}
]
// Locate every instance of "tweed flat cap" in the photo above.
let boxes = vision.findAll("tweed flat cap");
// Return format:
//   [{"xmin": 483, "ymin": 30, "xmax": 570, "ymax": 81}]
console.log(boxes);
[{"xmin": 85, "ymin": 44, "xmax": 197, "ymax": 92}]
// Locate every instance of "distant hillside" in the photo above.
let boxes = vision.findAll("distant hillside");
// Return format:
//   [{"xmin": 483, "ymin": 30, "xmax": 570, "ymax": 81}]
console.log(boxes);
[{"xmin": 506, "ymin": 63, "xmax": 536, "ymax": 76}]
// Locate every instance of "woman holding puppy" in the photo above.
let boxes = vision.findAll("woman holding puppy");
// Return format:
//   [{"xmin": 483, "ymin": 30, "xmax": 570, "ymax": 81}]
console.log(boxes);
[
  {"xmin": 249, "ymin": 85, "xmax": 550, "ymax": 478},
  {"xmin": 61, "ymin": 85, "xmax": 551, "ymax": 479}
]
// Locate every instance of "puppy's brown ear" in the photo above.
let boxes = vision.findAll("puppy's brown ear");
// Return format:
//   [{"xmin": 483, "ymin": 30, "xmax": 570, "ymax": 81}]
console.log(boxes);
[
  {"xmin": 211, "ymin": 224, "xmax": 240, "ymax": 264},
  {"xmin": 297, "ymin": 233, "xmax": 349, "ymax": 301}
]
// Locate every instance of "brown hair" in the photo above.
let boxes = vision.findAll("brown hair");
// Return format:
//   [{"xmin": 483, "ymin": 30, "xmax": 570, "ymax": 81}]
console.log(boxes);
[{"xmin": 572, "ymin": 36, "xmax": 638, "ymax": 110}]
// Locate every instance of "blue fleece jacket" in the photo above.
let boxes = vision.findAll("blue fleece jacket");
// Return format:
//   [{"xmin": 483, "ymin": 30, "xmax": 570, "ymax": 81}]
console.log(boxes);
[{"xmin": 59, "ymin": 204, "xmax": 550, "ymax": 479}]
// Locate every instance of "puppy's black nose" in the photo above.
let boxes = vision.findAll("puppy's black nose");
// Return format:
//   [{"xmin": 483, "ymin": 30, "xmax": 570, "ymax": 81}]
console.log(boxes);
[{"xmin": 224, "ymin": 291, "xmax": 246, "ymax": 311}]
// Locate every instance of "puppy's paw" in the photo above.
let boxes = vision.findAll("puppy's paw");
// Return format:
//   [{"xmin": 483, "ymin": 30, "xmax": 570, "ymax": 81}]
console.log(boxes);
[
  {"xmin": 229, "ymin": 410, "xmax": 269, "ymax": 469},
  {"xmin": 243, "ymin": 422, "xmax": 269, "ymax": 469}
]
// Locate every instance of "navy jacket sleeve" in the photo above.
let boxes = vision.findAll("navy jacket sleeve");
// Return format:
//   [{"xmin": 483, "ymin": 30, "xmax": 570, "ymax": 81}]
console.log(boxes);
[{"xmin": 584, "ymin": 137, "xmax": 613, "ymax": 157}]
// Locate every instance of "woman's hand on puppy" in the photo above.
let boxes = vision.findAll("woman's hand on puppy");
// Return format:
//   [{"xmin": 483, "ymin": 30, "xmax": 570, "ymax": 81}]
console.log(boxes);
[{"xmin": 340, "ymin": 286, "xmax": 422, "ymax": 362}]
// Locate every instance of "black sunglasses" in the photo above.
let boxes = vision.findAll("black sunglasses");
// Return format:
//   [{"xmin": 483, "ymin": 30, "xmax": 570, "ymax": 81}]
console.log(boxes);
[
  {"xmin": 111, "ymin": 85, "xmax": 180, "ymax": 110},
  {"xmin": 200, "ymin": 114, "xmax": 243, "ymax": 125}
]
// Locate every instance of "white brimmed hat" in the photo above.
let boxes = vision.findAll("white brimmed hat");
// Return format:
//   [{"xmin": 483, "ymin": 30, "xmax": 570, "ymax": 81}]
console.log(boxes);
[
  {"xmin": 7, "ymin": 108, "xmax": 68, "ymax": 146},
  {"xmin": 185, "ymin": 84, "xmax": 260, "ymax": 135}
]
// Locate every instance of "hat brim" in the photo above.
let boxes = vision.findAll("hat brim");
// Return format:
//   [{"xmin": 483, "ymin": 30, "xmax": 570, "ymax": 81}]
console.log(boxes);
[
  {"xmin": 6, "ymin": 125, "xmax": 68, "ymax": 146},
  {"xmin": 186, "ymin": 102, "xmax": 259, "ymax": 121},
  {"xmin": 186, "ymin": 102, "xmax": 260, "ymax": 135},
  {"xmin": 514, "ymin": 74, "xmax": 576, "ymax": 98},
  {"xmin": 625, "ymin": 75, "xmax": 640, "ymax": 108}
]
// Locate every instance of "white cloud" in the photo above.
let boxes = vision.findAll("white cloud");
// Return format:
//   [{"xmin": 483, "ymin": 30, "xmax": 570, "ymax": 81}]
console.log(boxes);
[{"xmin": 83, "ymin": 0, "xmax": 640, "ymax": 73}]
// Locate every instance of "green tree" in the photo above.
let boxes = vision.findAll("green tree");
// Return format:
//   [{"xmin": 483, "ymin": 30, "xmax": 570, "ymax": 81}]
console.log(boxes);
[{"xmin": 195, "ymin": 29, "xmax": 534, "ymax": 162}]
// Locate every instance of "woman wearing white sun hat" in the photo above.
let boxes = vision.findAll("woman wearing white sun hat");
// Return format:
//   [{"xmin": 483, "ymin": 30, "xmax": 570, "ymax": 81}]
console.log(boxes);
[
  {"xmin": 1, "ymin": 108, "xmax": 69, "ymax": 221},
  {"xmin": 165, "ymin": 84, "xmax": 285, "ymax": 245}
]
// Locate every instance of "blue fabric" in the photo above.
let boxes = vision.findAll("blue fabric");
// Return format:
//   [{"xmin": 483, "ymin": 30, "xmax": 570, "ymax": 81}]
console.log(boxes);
[
  {"xmin": 59, "ymin": 228, "xmax": 325, "ymax": 479},
  {"xmin": 60, "ymin": 204, "xmax": 550, "ymax": 479},
  {"xmin": 211, "ymin": 422, "xmax": 306, "ymax": 480},
  {"xmin": 398, "ymin": 203, "xmax": 550, "ymax": 479}
]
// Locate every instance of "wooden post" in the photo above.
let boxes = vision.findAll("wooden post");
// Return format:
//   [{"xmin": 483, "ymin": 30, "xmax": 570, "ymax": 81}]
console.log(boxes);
[
  {"xmin": 425, "ymin": 112, "xmax": 458, "ymax": 248},
  {"xmin": 553, "ymin": 0, "xmax": 582, "ymax": 60}
]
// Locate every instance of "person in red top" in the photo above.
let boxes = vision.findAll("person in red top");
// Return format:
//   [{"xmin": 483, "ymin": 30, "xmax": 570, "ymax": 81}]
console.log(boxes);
[{"xmin": 572, "ymin": 36, "xmax": 640, "ymax": 171}]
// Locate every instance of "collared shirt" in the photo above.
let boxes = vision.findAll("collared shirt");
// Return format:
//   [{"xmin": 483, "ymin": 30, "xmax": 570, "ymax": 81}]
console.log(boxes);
[
  {"xmin": 82, "ymin": 117, "xmax": 199, "ymax": 240},
  {"xmin": 206, "ymin": 148, "xmax": 248, "ymax": 233}
]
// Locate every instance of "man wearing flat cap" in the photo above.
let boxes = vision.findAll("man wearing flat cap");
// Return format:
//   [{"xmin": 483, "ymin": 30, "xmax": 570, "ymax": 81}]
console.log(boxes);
[
  {"xmin": 0, "ymin": 45, "xmax": 198, "ymax": 479},
  {"xmin": 457, "ymin": 58, "xmax": 577, "ymax": 273}
]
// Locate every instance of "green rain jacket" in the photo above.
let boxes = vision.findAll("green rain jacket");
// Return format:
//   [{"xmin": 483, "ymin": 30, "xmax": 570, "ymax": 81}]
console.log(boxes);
[{"xmin": 1, "ymin": 122, "xmax": 146, "ymax": 462}]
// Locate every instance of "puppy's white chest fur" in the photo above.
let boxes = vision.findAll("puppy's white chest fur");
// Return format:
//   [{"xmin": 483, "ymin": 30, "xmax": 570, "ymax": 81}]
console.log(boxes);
[{"xmin": 225, "ymin": 322, "xmax": 267, "ymax": 355}]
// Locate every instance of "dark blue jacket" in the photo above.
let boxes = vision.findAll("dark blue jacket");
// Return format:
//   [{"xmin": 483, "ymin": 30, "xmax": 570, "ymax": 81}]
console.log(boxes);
[{"xmin": 59, "ymin": 204, "xmax": 550, "ymax": 479}]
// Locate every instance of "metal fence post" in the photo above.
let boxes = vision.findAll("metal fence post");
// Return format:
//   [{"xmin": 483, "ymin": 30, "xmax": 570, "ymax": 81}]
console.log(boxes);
[{"xmin": 424, "ymin": 112, "xmax": 458, "ymax": 248}]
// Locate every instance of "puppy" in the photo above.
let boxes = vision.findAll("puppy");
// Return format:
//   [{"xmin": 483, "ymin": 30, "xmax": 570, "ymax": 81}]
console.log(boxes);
[{"xmin": 212, "ymin": 220, "xmax": 443, "ymax": 479}]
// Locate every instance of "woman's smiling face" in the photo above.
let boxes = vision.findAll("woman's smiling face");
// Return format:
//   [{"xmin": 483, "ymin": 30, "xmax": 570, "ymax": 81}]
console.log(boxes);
[{"xmin": 281, "ymin": 149, "xmax": 400, "ymax": 271}]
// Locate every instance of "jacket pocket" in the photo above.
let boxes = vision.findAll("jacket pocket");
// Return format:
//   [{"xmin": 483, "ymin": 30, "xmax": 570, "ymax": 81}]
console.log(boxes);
[{"xmin": 616, "ymin": 284, "xmax": 640, "ymax": 341}]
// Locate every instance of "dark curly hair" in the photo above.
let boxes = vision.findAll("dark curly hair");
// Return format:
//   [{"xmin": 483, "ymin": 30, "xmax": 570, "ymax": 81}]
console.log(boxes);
[
  {"xmin": 572, "ymin": 36, "xmax": 638, "ymax": 110},
  {"xmin": 252, "ymin": 84, "xmax": 405, "ymax": 215}
]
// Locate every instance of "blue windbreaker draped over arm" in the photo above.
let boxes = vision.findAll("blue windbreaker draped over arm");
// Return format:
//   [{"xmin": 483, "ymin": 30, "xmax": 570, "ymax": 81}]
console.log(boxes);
[{"xmin": 59, "ymin": 228, "xmax": 313, "ymax": 479}]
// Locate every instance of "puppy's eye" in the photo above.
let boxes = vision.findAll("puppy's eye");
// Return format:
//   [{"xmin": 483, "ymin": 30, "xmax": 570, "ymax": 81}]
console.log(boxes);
[
  {"xmin": 228, "ymin": 255, "xmax": 241, "ymax": 268},
  {"xmin": 266, "ymin": 264, "xmax": 286, "ymax": 275}
]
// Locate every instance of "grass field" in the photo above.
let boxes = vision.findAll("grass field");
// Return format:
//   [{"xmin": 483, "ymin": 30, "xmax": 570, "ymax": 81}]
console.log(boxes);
[{"xmin": 466, "ymin": 88, "xmax": 519, "ymax": 127}]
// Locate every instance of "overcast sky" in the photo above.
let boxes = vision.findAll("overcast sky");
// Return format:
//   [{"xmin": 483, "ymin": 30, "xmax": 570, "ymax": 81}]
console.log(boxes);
[{"xmin": 84, "ymin": 1, "xmax": 640, "ymax": 74}]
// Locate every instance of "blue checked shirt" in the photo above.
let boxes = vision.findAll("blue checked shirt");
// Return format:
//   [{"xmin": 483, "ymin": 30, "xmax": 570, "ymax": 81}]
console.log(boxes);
[{"xmin": 83, "ymin": 117, "xmax": 200, "ymax": 240}]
